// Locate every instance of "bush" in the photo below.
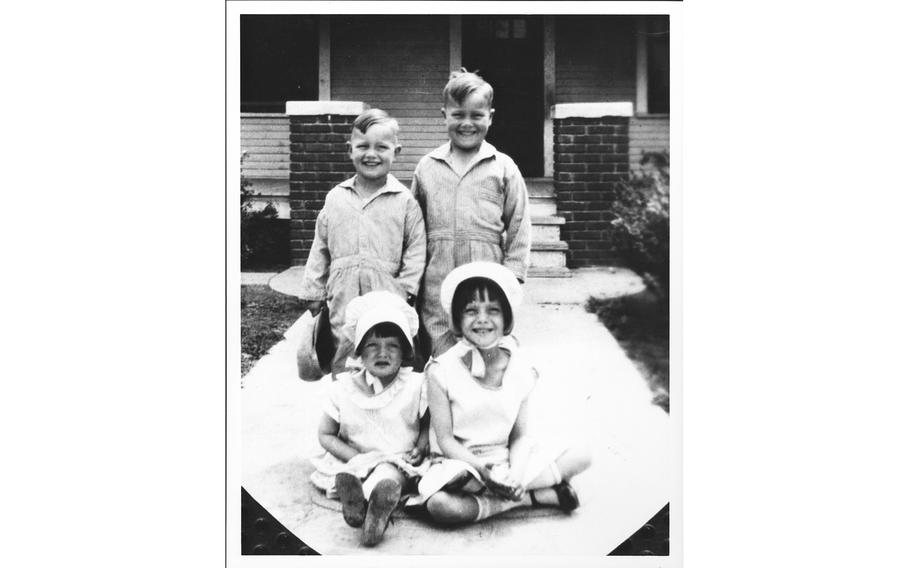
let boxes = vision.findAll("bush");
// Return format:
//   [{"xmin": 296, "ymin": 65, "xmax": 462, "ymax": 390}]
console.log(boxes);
[
  {"xmin": 609, "ymin": 151, "xmax": 670, "ymax": 300},
  {"xmin": 241, "ymin": 154, "xmax": 290, "ymax": 270}
]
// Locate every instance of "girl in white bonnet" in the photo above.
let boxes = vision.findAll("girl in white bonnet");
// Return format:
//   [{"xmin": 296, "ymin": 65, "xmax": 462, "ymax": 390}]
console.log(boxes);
[
  {"xmin": 412, "ymin": 262, "xmax": 591, "ymax": 524},
  {"xmin": 308, "ymin": 291, "xmax": 429, "ymax": 546}
]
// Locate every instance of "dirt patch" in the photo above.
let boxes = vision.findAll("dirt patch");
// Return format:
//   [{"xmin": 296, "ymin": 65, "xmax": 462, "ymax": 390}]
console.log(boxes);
[{"xmin": 586, "ymin": 289, "xmax": 669, "ymax": 412}]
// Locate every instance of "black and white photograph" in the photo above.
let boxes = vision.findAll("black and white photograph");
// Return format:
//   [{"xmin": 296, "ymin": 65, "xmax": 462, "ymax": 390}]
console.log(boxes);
[
  {"xmin": 9, "ymin": 1, "xmax": 910, "ymax": 567},
  {"xmin": 230, "ymin": 0, "xmax": 679, "ymax": 561}
]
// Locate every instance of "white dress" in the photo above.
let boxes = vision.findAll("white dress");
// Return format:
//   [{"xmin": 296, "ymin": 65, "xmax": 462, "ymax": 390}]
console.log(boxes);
[
  {"xmin": 309, "ymin": 368, "xmax": 429, "ymax": 498},
  {"xmin": 410, "ymin": 337, "xmax": 567, "ymax": 505}
]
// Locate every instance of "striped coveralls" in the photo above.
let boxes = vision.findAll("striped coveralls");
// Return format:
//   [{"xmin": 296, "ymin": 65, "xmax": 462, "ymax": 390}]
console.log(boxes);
[
  {"xmin": 411, "ymin": 141, "xmax": 531, "ymax": 356},
  {"xmin": 300, "ymin": 174, "xmax": 426, "ymax": 373}
]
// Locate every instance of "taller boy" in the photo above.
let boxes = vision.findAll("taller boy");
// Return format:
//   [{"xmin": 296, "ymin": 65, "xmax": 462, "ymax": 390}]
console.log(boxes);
[{"xmin": 412, "ymin": 70, "xmax": 532, "ymax": 357}]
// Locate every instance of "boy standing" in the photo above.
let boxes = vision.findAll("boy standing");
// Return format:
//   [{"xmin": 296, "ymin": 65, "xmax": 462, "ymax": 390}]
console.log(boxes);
[
  {"xmin": 300, "ymin": 109, "xmax": 426, "ymax": 375},
  {"xmin": 411, "ymin": 70, "xmax": 532, "ymax": 357}
]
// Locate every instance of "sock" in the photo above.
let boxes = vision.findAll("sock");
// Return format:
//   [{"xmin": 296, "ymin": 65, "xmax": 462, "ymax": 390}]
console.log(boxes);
[
  {"xmin": 549, "ymin": 461, "xmax": 563, "ymax": 485},
  {"xmin": 471, "ymin": 494, "xmax": 529, "ymax": 521}
]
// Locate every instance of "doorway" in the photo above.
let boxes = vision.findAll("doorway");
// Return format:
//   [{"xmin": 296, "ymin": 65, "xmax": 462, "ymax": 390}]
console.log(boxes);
[{"xmin": 462, "ymin": 16, "xmax": 544, "ymax": 177}]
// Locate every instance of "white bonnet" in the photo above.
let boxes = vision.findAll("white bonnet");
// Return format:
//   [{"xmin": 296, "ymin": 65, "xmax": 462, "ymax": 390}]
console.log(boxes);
[
  {"xmin": 343, "ymin": 291, "xmax": 419, "ymax": 351},
  {"xmin": 440, "ymin": 261, "xmax": 523, "ymax": 318}
]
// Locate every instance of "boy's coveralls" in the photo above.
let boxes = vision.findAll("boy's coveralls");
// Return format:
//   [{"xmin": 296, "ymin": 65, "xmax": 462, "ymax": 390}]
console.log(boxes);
[
  {"xmin": 411, "ymin": 141, "xmax": 531, "ymax": 356},
  {"xmin": 301, "ymin": 174, "xmax": 426, "ymax": 373}
]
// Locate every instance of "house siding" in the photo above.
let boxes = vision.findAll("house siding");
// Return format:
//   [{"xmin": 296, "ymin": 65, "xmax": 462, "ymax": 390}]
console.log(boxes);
[
  {"xmin": 629, "ymin": 115, "xmax": 670, "ymax": 171},
  {"xmin": 555, "ymin": 16, "xmax": 637, "ymax": 105},
  {"xmin": 331, "ymin": 15, "xmax": 450, "ymax": 183},
  {"xmin": 241, "ymin": 113, "xmax": 291, "ymax": 218}
]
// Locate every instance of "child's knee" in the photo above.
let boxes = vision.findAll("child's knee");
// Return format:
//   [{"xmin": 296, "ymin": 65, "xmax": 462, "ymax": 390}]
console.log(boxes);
[
  {"xmin": 425, "ymin": 492, "xmax": 476, "ymax": 524},
  {"xmin": 560, "ymin": 446, "xmax": 593, "ymax": 479}
]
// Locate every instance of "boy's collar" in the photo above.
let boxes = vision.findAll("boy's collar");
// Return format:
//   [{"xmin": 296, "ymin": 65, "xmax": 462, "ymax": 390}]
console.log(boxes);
[
  {"xmin": 429, "ymin": 140, "xmax": 498, "ymax": 163},
  {"xmin": 338, "ymin": 174, "xmax": 407, "ymax": 198}
]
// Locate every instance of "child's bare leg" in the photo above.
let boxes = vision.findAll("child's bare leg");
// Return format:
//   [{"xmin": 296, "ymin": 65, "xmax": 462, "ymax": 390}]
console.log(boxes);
[
  {"xmin": 361, "ymin": 463, "xmax": 405, "ymax": 547},
  {"xmin": 523, "ymin": 447, "xmax": 592, "ymax": 511},
  {"xmin": 426, "ymin": 491, "xmax": 529, "ymax": 524},
  {"xmin": 362, "ymin": 462, "xmax": 405, "ymax": 498},
  {"xmin": 525, "ymin": 446, "xmax": 592, "ymax": 490}
]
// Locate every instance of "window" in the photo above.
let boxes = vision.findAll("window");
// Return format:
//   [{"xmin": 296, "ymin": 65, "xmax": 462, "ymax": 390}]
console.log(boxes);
[
  {"xmin": 646, "ymin": 16, "xmax": 670, "ymax": 114},
  {"xmin": 475, "ymin": 17, "xmax": 529, "ymax": 40},
  {"xmin": 241, "ymin": 15, "xmax": 319, "ymax": 112}
]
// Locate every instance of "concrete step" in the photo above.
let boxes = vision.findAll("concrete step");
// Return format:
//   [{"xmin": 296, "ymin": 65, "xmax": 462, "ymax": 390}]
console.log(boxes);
[
  {"xmin": 531, "ymin": 215, "xmax": 566, "ymax": 243},
  {"xmin": 526, "ymin": 177, "xmax": 555, "ymax": 198},
  {"xmin": 530, "ymin": 196, "xmax": 557, "ymax": 217},
  {"xmin": 530, "ymin": 241, "xmax": 568, "ymax": 270},
  {"xmin": 527, "ymin": 266, "xmax": 572, "ymax": 278}
]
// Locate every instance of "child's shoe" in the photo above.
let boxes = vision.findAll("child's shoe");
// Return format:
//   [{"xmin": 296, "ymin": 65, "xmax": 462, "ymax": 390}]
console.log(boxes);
[
  {"xmin": 335, "ymin": 472, "xmax": 367, "ymax": 527},
  {"xmin": 361, "ymin": 478, "xmax": 401, "ymax": 547},
  {"xmin": 552, "ymin": 480, "xmax": 580, "ymax": 512},
  {"xmin": 529, "ymin": 480, "xmax": 580, "ymax": 512}
]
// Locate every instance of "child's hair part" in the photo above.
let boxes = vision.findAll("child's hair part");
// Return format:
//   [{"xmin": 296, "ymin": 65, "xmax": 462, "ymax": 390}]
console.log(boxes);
[
  {"xmin": 450, "ymin": 277, "xmax": 514, "ymax": 336},
  {"xmin": 352, "ymin": 108, "xmax": 400, "ymax": 141},
  {"xmin": 443, "ymin": 68, "xmax": 494, "ymax": 108},
  {"xmin": 356, "ymin": 321, "xmax": 414, "ymax": 363}
]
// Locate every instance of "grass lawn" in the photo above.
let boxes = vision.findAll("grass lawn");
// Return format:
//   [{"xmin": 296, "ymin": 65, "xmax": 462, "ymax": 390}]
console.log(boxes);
[{"xmin": 241, "ymin": 284, "xmax": 306, "ymax": 379}]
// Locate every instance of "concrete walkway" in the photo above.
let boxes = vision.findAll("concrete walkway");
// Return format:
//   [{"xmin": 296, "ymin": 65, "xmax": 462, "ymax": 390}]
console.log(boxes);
[{"xmin": 241, "ymin": 267, "xmax": 671, "ymax": 554}]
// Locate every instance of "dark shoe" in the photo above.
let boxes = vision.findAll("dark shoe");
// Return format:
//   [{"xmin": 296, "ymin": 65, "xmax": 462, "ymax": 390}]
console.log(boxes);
[
  {"xmin": 362, "ymin": 479, "xmax": 402, "ymax": 547},
  {"xmin": 335, "ymin": 472, "xmax": 366, "ymax": 527},
  {"xmin": 553, "ymin": 480, "xmax": 580, "ymax": 512}
]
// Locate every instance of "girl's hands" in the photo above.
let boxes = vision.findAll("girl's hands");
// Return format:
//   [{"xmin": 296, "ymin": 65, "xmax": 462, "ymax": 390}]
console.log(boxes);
[
  {"xmin": 483, "ymin": 464, "xmax": 524, "ymax": 501},
  {"xmin": 404, "ymin": 444, "xmax": 428, "ymax": 466}
]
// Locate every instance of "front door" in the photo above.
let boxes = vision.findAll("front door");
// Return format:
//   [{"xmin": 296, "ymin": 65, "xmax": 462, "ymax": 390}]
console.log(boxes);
[{"xmin": 462, "ymin": 16, "xmax": 544, "ymax": 177}]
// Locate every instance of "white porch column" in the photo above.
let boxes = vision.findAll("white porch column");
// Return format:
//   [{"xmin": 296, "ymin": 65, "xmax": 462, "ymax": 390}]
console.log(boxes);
[
  {"xmin": 543, "ymin": 15, "xmax": 555, "ymax": 177},
  {"xmin": 318, "ymin": 17, "xmax": 331, "ymax": 100},
  {"xmin": 449, "ymin": 16, "xmax": 461, "ymax": 72},
  {"xmin": 635, "ymin": 16, "xmax": 648, "ymax": 115}
]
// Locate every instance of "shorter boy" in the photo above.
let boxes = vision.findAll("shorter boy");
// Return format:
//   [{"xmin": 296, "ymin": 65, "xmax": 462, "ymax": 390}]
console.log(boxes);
[
  {"xmin": 300, "ymin": 108, "xmax": 426, "ymax": 375},
  {"xmin": 411, "ymin": 70, "xmax": 532, "ymax": 356}
]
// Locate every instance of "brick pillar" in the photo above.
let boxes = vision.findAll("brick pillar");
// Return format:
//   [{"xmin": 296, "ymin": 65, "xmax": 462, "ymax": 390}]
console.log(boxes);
[
  {"xmin": 552, "ymin": 103, "xmax": 632, "ymax": 268},
  {"xmin": 286, "ymin": 101, "xmax": 366, "ymax": 266}
]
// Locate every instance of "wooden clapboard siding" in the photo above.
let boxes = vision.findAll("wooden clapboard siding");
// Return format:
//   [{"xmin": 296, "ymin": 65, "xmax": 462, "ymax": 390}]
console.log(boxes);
[
  {"xmin": 629, "ymin": 115, "xmax": 670, "ymax": 170},
  {"xmin": 241, "ymin": 113, "xmax": 290, "ymax": 218},
  {"xmin": 555, "ymin": 16, "xmax": 637, "ymax": 104},
  {"xmin": 331, "ymin": 15, "xmax": 449, "ymax": 181},
  {"xmin": 241, "ymin": 113, "xmax": 290, "ymax": 179}
]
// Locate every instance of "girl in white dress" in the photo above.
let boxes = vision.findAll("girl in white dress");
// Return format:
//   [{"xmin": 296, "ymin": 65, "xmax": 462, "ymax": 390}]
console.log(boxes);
[
  {"xmin": 414, "ymin": 262, "xmax": 591, "ymax": 524},
  {"xmin": 309, "ymin": 291, "xmax": 429, "ymax": 546}
]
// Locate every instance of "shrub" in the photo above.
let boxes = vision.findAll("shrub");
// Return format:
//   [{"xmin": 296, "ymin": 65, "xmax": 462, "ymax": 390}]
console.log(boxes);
[
  {"xmin": 241, "ymin": 153, "xmax": 289, "ymax": 270},
  {"xmin": 609, "ymin": 151, "xmax": 670, "ymax": 300}
]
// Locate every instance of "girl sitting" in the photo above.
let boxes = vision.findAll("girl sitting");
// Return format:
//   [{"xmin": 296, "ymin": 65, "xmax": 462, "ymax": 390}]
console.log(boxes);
[
  {"xmin": 414, "ymin": 262, "xmax": 591, "ymax": 523},
  {"xmin": 309, "ymin": 291, "xmax": 429, "ymax": 546}
]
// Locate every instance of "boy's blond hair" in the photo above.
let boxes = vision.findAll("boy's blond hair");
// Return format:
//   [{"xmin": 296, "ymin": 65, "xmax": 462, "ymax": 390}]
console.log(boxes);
[
  {"xmin": 352, "ymin": 108, "xmax": 400, "ymax": 142},
  {"xmin": 442, "ymin": 68, "xmax": 494, "ymax": 108}
]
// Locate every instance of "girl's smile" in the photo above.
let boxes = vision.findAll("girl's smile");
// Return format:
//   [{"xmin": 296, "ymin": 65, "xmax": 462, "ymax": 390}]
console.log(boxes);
[{"xmin": 460, "ymin": 295, "xmax": 505, "ymax": 349}]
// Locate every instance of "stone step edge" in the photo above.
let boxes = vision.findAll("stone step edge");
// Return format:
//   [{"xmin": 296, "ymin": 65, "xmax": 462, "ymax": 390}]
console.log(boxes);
[
  {"xmin": 531, "ymin": 215, "xmax": 565, "ymax": 225},
  {"xmin": 531, "ymin": 241, "xmax": 569, "ymax": 251},
  {"xmin": 527, "ymin": 266, "xmax": 572, "ymax": 278},
  {"xmin": 526, "ymin": 177, "xmax": 555, "ymax": 198}
]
